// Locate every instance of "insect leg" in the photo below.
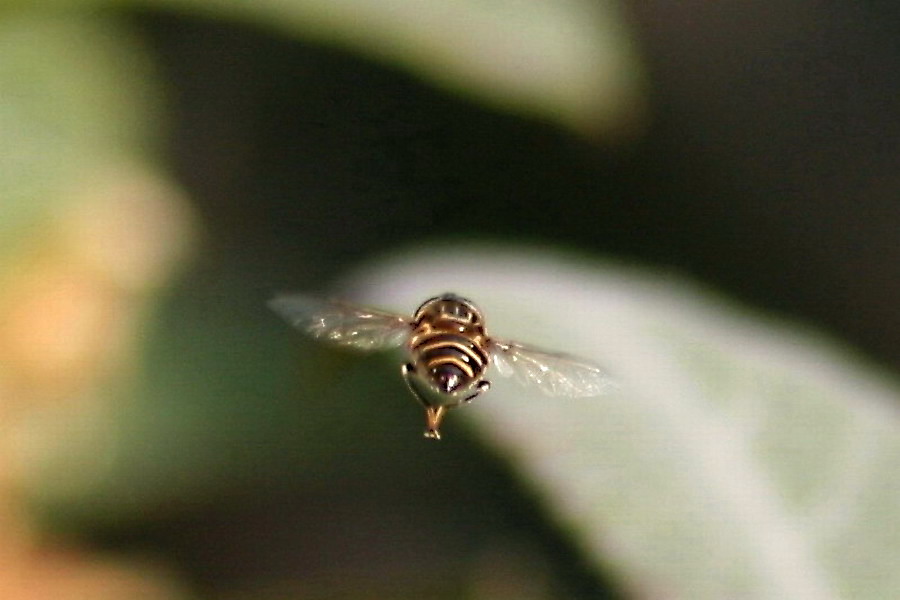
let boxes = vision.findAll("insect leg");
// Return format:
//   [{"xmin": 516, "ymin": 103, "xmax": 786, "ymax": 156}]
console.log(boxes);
[
  {"xmin": 402, "ymin": 363, "xmax": 429, "ymax": 407},
  {"xmin": 463, "ymin": 380, "xmax": 490, "ymax": 403},
  {"xmin": 423, "ymin": 406, "xmax": 447, "ymax": 440},
  {"xmin": 402, "ymin": 363, "xmax": 446, "ymax": 440},
  {"xmin": 425, "ymin": 380, "xmax": 489, "ymax": 440}
]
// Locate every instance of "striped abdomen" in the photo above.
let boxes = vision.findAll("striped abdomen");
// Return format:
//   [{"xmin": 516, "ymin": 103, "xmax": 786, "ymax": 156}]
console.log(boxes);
[{"xmin": 410, "ymin": 328, "xmax": 489, "ymax": 394}]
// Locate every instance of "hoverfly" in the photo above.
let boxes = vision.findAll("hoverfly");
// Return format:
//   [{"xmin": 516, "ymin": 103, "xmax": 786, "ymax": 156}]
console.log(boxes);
[{"xmin": 269, "ymin": 292, "xmax": 615, "ymax": 439}]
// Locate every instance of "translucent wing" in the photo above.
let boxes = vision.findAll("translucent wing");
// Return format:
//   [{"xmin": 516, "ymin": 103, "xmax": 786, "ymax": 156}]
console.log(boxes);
[
  {"xmin": 490, "ymin": 340, "xmax": 618, "ymax": 397},
  {"xmin": 268, "ymin": 294, "xmax": 411, "ymax": 351}
]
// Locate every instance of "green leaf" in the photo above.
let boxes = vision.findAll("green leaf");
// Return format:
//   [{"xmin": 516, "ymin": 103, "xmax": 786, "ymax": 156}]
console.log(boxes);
[
  {"xmin": 339, "ymin": 243, "xmax": 900, "ymax": 600},
  {"xmin": 0, "ymin": 12, "xmax": 165, "ymax": 254},
  {"xmin": 140, "ymin": 0, "xmax": 645, "ymax": 136}
]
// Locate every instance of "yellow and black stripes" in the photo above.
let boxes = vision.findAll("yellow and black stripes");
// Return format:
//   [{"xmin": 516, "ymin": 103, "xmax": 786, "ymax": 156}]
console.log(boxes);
[
  {"xmin": 414, "ymin": 333, "xmax": 487, "ymax": 380},
  {"xmin": 408, "ymin": 294, "xmax": 491, "ymax": 395}
]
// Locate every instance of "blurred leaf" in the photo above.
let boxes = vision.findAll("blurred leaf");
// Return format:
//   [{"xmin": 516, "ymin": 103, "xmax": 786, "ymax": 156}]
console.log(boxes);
[
  {"xmin": 336, "ymin": 243, "xmax": 900, "ymax": 600},
  {"xmin": 1, "ymin": 7, "xmax": 191, "ymax": 521},
  {"xmin": 0, "ymin": 12, "xmax": 165, "ymax": 256},
  {"xmin": 39, "ymin": 0, "xmax": 645, "ymax": 136},
  {"xmin": 0, "ymin": 12, "xmax": 193, "ymax": 599},
  {"xmin": 27, "ymin": 242, "xmax": 899, "ymax": 596}
]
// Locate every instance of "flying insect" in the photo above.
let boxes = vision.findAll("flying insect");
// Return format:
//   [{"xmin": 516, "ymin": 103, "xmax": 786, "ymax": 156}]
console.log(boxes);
[{"xmin": 269, "ymin": 292, "xmax": 615, "ymax": 439}]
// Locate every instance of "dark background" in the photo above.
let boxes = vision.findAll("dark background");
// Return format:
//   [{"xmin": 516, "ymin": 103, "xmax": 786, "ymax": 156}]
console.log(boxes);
[
  {"xmin": 147, "ymin": 3, "xmax": 900, "ymax": 372},
  {"xmin": 90, "ymin": 3, "xmax": 900, "ymax": 597}
]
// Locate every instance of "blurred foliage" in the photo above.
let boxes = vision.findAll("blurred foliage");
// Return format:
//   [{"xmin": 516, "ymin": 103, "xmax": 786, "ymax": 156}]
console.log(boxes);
[
  {"xmin": 0, "ymin": 10, "xmax": 193, "ymax": 600},
  {"xmin": 0, "ymin": 12, "xmax": 164, "ymax": 253},
  {"xmin": 0, "ymin": 3, "xmax": 642, "ymax": 598},
  {"xmin": 1, "ymin": 2, "xmax": 898, "ymax": 600},
  {"xmin": 78, "ymin": 0, "xmax": 648, "ymax": 136},
  {"xmin": 344, "ymin": 245, "xmax": 900, "ymax": 599}
]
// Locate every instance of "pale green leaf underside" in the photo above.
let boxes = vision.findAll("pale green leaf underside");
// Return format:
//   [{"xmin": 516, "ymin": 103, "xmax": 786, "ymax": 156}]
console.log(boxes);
[
  {"xmin": 342, "ymin": 244, "xmax": 900, "ymax": 600},
  {"xmin": 0, "ymin": 13, "xmax": 164, "ymax": 254},
  {"xmin": 113, "ymin": 0, "xmax": 645, "ymax": 136}
]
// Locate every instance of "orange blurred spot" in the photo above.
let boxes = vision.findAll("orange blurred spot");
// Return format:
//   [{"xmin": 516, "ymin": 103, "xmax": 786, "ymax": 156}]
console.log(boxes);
[
  {"xmin": 0, "ymin": 264, "xmax": 127, "ymax": 402},
  {"xmin": 0, "ymin": 165, "xmax": 194, "ymax": 406}
]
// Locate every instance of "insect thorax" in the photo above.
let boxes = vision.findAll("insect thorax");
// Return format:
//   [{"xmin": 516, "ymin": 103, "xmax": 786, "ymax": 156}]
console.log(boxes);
[{"xmin": 413, "ymin": 294, "xmax": 483, "ymax": 325}]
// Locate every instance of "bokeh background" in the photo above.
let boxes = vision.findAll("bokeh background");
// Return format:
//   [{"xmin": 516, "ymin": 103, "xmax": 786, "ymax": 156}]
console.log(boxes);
[{"xmin": 1, "ymin": 1, "xmax": 899, "ymax": 599}]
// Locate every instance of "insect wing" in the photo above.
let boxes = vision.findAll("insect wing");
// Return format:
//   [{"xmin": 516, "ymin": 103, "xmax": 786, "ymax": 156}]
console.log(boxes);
[
  {"xmin": 490, "ymin": 340, "xmax": 617, "ymax": 397},
  {"xmin": 269, "ymin": 294, "xmax": 411, "ymax": 351}
]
